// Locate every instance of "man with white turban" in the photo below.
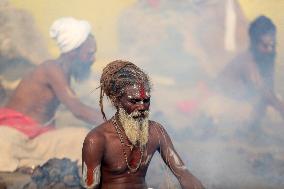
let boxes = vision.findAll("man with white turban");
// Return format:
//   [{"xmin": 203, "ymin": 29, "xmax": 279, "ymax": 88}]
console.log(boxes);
[
  {"xmin": 0, "ymin": 17, "xmax": 102, "ymax": 172},
  {"xmin": 50, "ymin": 17, "xmax": 92, "ymax": 54}
]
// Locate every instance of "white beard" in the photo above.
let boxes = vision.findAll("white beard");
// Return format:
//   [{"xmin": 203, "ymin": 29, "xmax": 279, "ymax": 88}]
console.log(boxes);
[{"xmin": 118, "ymin": 108, "xmax": 149, "ymax": 147}]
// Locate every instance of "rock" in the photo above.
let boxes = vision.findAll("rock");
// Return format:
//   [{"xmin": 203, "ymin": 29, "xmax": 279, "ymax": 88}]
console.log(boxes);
[{"xmin": 23, "ymin": 158, "xmax": 82, "ymax": 189}]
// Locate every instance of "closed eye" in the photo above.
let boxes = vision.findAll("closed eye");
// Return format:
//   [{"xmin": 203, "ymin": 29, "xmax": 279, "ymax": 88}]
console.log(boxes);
[
  {"xmin": 130, "ymin": 99, "xmax": 141, "ymax": 104},
  {"xmin": 129, "ymin": 98, "xmax": 150, "ymax": 104},
  {"xmin": 143, "ymin": 98, "xmax": 150, "ymax": 103}
]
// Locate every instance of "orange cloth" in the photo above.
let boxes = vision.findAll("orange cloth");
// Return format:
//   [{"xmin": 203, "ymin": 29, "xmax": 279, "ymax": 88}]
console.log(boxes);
[{"xmin": 0, "ymin": 108, "xmax": 55, "ymax": 138}]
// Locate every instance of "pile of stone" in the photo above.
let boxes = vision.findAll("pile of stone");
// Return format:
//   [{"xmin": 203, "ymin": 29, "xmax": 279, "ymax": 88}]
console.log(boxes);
[{"xmin": 23, "ymin": 158, "xmax": 82, "ymax": 189}]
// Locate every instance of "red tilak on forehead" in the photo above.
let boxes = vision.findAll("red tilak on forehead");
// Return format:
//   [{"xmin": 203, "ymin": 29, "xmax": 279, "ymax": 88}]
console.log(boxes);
[{"xmin": 139, "ymin": 83, "xmax": 146, "ymax": 99}]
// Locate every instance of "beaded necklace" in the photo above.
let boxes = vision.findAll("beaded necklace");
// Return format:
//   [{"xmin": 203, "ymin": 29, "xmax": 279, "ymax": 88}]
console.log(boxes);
[{"xmin": 111, "ymin": 115, "xmax": 144, "ymax": 173}]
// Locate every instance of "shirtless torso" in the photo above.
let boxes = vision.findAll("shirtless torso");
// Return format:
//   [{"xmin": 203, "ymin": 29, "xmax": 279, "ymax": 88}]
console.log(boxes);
[
  {"xmin": 5, "ymin": 61, "xmax": 68, "ymax": 124},
  {"xmin": 5, "ymin": 35, "xmax": 102, "ymax": 126},
  {"xmin": 83, "ymin": 119, "xmax": 203, "ymax": 189}
]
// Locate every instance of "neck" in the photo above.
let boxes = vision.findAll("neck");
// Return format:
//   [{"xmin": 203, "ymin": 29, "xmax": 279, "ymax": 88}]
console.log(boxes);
[{"xmin": 56, "ymin": 54, "xmax": 74, "ymax": 76}]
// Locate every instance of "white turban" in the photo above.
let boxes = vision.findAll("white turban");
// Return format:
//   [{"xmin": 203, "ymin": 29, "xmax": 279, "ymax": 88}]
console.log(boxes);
[{"xmin": 49, "ymin": 17, "xmax": 92, "ymax": 53}]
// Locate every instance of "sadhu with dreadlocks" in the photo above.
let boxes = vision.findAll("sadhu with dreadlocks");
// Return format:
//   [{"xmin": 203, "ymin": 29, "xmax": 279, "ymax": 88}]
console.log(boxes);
[{"xmin": 82, "ymin": 60, "xmax": 205, "ymax": 189}]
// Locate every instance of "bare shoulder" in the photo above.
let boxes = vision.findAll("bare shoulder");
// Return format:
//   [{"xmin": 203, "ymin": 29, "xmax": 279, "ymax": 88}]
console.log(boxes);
[
  {"xmin": 232, "ymin": 51, "xmax": 253, "ymax": 66},
  {"xmin": 82, "ymin": 122, "xmax": 112, "ymax": 161},
  {"xmin": 19, "ymin": 60, "xmax": 55, "ymax": 84},
  {"xmin": 40, "ymin": 60, "xmax": 62, "ymax": 74},
  {"xmin": 30, "ymin": 60, "xmax": 59, "ymax": 79},
  {"xmin": 149, "ymin": 120, "xmax": 162, "ymax": 128},
  {"xmin": 149, "ymin": 120, "xmax": 168, "ymax": 136},
  {"xmin": 39, "ymin": 60, "xmax": 69, "ymax": 87},
  {"xmin": 222, "ymin": 51, "xmax": 252, "ymax": 76},
  {"xmin": 148, "ymin": 120, "xmax": 173, "ymax": 149},
  {"xmin": 84, "ymin": 121, "xmax": 112, "ymax": 144},
  {"xmin": 149, "ymin": 120, "xmax": 166, "ymax": 130}
]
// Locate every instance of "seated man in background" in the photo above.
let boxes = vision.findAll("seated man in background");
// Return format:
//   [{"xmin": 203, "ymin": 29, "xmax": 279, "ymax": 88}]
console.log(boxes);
[
  {"xmin": 0, "ymin": 17, "xmax": 102, "ymax": 138},
  {"xmin": 218, "ymin": 15, "xmax": 284, "ymax": 129},
  {"xmin": 82, "ymin": 60, "xmax": 205, "ymax": 189},
  {"xmin": 0, "ymin": 17, "xmax": 102, "ymax": 172}
]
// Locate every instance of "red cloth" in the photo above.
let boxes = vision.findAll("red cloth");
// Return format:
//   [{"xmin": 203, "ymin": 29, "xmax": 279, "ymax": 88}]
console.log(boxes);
[{"xmin": 0, "ymin": 108, "xmax": 55, "ymax": 138}]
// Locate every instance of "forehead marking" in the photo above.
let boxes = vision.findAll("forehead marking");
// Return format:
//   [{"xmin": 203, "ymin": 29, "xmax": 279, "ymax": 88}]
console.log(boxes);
[{"xmin": 139, "ymin": 83, "xmax": 146, "ymax": 99}]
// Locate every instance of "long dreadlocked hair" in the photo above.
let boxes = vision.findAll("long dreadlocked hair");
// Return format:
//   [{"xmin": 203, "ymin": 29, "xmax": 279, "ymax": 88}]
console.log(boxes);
[{"xmin": 99, "ymin": 60, "xmax": 151, "ymax": 120}]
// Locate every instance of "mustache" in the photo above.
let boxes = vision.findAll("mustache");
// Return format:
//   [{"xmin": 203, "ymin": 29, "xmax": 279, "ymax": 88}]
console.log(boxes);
[{"xmin": 130, "ymin": 110, "xmax": 150, "ymax": 118}]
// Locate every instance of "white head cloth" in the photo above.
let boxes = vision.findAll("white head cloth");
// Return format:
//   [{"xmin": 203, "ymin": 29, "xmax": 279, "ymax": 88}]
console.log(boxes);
[{"xmin": 49, "ymin": 17, "xmax": 92, "ymax": 53}]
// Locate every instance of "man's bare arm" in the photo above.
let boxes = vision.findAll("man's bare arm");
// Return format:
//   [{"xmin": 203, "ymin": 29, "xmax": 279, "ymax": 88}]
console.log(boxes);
[
  {"xmin": 82, "ymin": 129, "xmax": 104, "ymax": 189},
  {"xmin": 153, "ymin": 122, "xmax": 205, "ymax": 189},
  {"xmin": 46, "ymin": 63, "xmax": 103, "ymax": 125},
  {"xmin": 259, "ymin": 86, "xmax": 284, "ymax": 118},
  {"xmin": 247, "ymin": 66, "xmax": 284, "ymax": 118}
]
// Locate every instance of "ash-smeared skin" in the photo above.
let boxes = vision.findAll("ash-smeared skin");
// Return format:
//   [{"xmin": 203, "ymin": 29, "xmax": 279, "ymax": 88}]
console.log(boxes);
[
  {"xmin": 143, "ymin": 153, "xmax": 152, "ymax": 166},
  {"xmin": 82, "ymin": 162, "xmax": 101, "ymax": 189},
  {"xmin": 84, "ymin": 60, "xmax": 205, "ymax": 188},
  {"xmin": 168, "ymin": 148, "xmax": 187, "ymax": 171},
  {"xmin": 128, "ymin": 84, "xmax": 150, "ymax": 101},
  {"xmin": 154, "ymin": 123, "xmax": 188, "ymax": 179}
]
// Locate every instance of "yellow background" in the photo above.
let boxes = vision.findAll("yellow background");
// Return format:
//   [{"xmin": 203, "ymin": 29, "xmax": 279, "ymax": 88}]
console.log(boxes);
[
  {"xmin": 10, "ymin": 0, "xmax": 136, "ymax": 64},
  {"xmin": 9, "ymin": 0, "xmax": 283, "ymax": 59}
]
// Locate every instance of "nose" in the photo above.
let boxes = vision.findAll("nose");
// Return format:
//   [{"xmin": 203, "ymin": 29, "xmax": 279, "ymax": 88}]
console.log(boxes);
[
  {"xmin": 267, "ymin": 46, "xmax": 274, "ymax": 53},
  {"xmin": 137, "ymin": 102, "xmax": 149, "ymax": 112}
]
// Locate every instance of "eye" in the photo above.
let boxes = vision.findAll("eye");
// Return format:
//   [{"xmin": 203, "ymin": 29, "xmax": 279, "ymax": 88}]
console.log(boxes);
[
  {"xmin": 130, "ymin": 99, "xmax": 140, "ymax": 104},
  {"xmin": 143, "ymin": 98, "xmax": 150, "ymax": 103}
]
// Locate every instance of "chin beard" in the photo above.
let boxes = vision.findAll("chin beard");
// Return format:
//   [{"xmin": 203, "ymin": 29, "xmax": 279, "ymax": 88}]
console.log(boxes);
[
  {"xmin": 251, "ymin": 48, "xmax": 275, "ymax": 81},
  {"xmin": 118, "ymin": 108, "xmax": 149, "ymax": 147},
  {"xmin": 72, "ymin": 62, "xmax": 92, "ymax": 82},
  {"xmin": 252, "ymin": 48, "xmax": 276, "ymax": 64}
]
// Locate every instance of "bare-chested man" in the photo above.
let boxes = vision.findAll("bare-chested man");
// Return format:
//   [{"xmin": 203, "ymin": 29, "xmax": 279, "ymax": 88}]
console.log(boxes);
[
  {"xmin": 0, "ymin": 17, "xmax": 102, "ymax": 138},
  {"xmin": 218, "ymin": 15, "xmax": 284, "ymax": 128},
  {"xmin": 82, "ymin": 60, "xmax": 205, "ymax": 189}
]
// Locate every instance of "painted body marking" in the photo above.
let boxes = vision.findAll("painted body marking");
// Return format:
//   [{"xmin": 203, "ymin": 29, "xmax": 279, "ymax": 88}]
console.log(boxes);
[
  {"xmin": 143, "ymin": 151, "xmax": 152, "ymax": 166},
  {"xmin": 127, "ymin": 84, "xmax": 150, "ymax": 105},
  {"xmin": 139, "ymin": 83, "xmax": 146, "ymax": 99},
  {"xmin": 82, "ymin": 162, "xmax": 101, "ymax": 189},
  {"xmin": 153, "ymin": 123, "xmax": 187, "ymax": 178},
  {"xmin": 168, "ymin": 148, "xmax": 187, "ymax": 170}
]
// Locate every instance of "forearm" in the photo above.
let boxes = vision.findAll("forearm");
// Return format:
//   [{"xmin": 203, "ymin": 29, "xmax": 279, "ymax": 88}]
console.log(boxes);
[
  {"xmin": 68, "ymin": 100, "xmax": 103, "ymax": 125},
  {"xmin": 269, "ymin": 97, "xmax": 284, "ymax": 118},
  {"xmin": 179, "ymin": 170, "xmax": 205, "ymax": 189},
  {"xmin": 73, "ymin": 104, "xmax": 103, "ymax": 125},
  {"xmin": 156, "ymin": 124, "xmax": 205, "ymax": 189},
  {"xmin": 254, "ymin": 80, "xmax": 284, "ymax": 118},
  {"xmin": 161, "ymin": 147, "xmax": 204, "ymax": 189},
  {"xmin": 262, "ymin": 90, "xmax": 284, "ymax": 118}
]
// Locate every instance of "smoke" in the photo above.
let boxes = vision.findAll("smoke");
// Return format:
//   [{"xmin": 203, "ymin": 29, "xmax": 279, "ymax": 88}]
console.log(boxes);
[
  {"xmin": 0, "ymin": 1, "xmax": 50, "ymax": 64},
  {"xmin": 0, "ymin": 0, "xmax": 50, "ymax": 88},
  {"xmin": 0, "ymin": 0, "xmax": 51, "ymax": 104},
  {"xmin": 1, "ymin": 0, "xmax": 283, "ymax": 188},
  {"xmin": 116, "ymin": 0, "xmax": 284, "ymax": 188}
]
